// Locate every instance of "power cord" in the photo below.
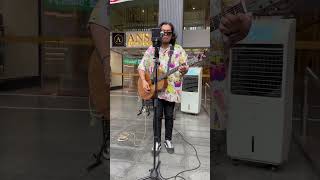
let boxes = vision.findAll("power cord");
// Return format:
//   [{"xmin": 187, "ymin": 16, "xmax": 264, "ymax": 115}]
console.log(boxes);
[
  {"xmin": 90, "ymin": 95, "xmax": 202, "ymax": 179},
  {"xmin": 89, "ymin": 95, "xmax": 148, "ymax": 147},
  {"xmin": 117, "ymin": 108, "xmax": 148, "ymax": 147},
  {"xmin": 159, "ymin": 127, "xmax": 201, "ymax": 180},
  {"xmin": 116, "ymin": 97, "xmax": 150, "ymax": 147}
]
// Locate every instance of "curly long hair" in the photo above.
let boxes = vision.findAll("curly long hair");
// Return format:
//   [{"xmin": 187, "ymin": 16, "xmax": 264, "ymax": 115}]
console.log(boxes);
[{"xmin": 159, "ymin": 22, "xmax": 177, "ymax": 46}]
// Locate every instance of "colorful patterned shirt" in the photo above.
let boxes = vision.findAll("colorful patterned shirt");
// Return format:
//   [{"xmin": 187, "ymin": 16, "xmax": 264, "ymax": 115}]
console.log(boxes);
[
  {"xmin": 210, "ymin": 0, "xmax": 240, "ymax": 130},
  {"xmin": 88, "ymin": 0, "xmax": 110, "ymax": 30},
  {"xmin": 138, "ymin": 44, "xmax": 188, "ymax": 103}
]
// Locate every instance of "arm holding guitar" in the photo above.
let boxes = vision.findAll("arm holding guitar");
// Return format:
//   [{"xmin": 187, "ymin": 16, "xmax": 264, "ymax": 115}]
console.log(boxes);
[
  {"xmin": 138, "ymin": 69, "xmax": 150, "ymax": 93},
  {"xmin": 179, "ymin": 65, "xmax": 189, "ymax": 76},
  {"xmin": 219, "ymin": 13, "xmax": 252, "ymax": 48}
]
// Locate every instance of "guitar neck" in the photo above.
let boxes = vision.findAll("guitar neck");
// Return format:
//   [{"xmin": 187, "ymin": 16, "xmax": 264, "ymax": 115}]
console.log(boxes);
[
  {"xmin": 157, "ymin": 60, "xmax": 201, "ymax": 82},
  {"xmin": 210, "ymin": 1, "xmax": 246, "ymax": 32}
]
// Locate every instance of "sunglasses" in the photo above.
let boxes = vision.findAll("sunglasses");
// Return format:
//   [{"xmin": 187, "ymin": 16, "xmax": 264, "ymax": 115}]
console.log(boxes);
[{"xmin": 163, "ymin": 31, "xmax": 173, "ymax": 36}]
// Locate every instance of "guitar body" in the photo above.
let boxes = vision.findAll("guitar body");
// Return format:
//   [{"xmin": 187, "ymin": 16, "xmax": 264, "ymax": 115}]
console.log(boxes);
[
  {"xmin": 137, "ymin": 71, "xmax": 168, "ymax": 100},
  {"xmin": 137, "ymin": 49, "xmax": 207, "ymax": 100}
]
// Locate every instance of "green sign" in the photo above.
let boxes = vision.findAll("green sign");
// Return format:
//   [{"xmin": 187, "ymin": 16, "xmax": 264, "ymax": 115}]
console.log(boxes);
[
  {"xmin": 44, "ymin": 0, "xmax": 97, "ymax": 11},
  {"xmin": 123, "ymin": 58, "xmax": 141, "ymax": 65}
]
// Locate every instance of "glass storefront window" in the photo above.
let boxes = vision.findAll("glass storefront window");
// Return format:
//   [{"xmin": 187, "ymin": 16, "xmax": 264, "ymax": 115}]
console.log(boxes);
[
  {"xmin": 41, "ymin": 1, "xmax": 98, "ymax": 95},
  {"xmin": 111, "ymin": 0, "xmax": 159, "ymax": 31},
  {"xmin": 183, "ymin": 0, "xmax": 210, "ymax": 30}
]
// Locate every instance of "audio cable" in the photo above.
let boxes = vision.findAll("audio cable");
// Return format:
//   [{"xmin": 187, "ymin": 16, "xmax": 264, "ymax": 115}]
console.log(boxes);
[{"xmin": 159, "ymin": 127, "xmax": 201, "ymax": 180}]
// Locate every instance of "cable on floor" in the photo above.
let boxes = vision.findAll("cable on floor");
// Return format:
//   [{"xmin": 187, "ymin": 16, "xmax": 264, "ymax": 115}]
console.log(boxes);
[
  {"xmin": 116, "ymin": 96, "xmax": 149, "ymax": 147},
  {"xmin": 159, "ymin": 127, "xmax": 201, "ymax": 180},
  {"xmin": 117, "ymin": 108, "xmax": 148, "ymax": 147}
]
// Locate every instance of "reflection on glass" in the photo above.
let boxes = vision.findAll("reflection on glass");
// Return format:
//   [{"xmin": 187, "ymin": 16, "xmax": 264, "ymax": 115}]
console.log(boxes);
[
  {"xmin": 111, "ymin": 0, "xmax": 159, "ymax": 31},
  {"xmin": 41, "ymin": 1, "xmax": 95, "ymax": 95},
  {"xmin": 183, "ymin": 0, "xmax": 210, "ymax": 30}
]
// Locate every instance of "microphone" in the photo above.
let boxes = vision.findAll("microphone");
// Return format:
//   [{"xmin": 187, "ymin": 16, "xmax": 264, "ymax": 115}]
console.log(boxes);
[{"xmin": 160, "ymin": 31, "xmax": 164, "ymax": 37}]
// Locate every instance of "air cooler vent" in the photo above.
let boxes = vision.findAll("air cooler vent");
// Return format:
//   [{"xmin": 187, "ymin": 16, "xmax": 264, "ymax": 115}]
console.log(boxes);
[
  {"xmin": 182, "ymin": 75, "xmax": 199, "ymax": 92},
  {"xmin": 230, "ymin": 44, "xmax": 283, "ymax": 98}
]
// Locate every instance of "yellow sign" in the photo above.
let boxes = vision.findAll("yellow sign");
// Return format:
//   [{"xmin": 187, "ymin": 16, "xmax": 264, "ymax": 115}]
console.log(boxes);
[{"xmin": 126, "ymin": 32, "xmax": 152, "ymax": 47}]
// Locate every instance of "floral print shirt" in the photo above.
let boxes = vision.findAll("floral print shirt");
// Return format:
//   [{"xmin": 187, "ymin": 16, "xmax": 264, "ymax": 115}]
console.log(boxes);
[
  {"xmin": 210, "ymin": 0, "xmax": 243, "ymax": 130},
  {"xmin": 138, "ymin": 44, "xmax": 188, "ymax": 103}
]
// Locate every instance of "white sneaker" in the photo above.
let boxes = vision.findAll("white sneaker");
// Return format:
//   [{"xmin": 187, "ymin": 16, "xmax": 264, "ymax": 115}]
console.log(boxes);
[
  {"xmin": 151, "ymin": 142, "xmax": 161, "ymax": 153},
  {"xmin": 164, "ymin": 140, "xmax": 174, "ymax": 154}
]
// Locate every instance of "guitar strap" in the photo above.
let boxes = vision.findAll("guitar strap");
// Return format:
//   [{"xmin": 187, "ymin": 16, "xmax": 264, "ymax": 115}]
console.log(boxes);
[
  {"xmin": 166, "ymin": 44, "xmax": 174, "ymax": 77},
  {"xmin": 151, "ymin": 45, "xmax": 174, "ymax": 80}
]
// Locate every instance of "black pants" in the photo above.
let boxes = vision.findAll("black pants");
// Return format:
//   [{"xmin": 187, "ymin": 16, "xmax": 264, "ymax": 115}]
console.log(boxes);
[{"xmin": 154, "ymin": 98, "xmax": 175, "ymax": 143}]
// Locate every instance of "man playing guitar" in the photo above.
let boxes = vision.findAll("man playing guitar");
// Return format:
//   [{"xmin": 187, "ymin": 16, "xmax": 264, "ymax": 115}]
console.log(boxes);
[{"xmin": 138, "ymin": 22, "xmax": 189, "ymax": 154}]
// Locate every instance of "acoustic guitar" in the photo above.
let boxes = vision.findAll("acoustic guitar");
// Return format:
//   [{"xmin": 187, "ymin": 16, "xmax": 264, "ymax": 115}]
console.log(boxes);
[{"xmin": 137, "ymin": 51, "xmax": 207, "ymax": 100}]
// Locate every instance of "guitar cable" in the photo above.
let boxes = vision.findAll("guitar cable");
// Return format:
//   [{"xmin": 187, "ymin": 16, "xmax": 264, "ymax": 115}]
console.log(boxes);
[
  {"xmin": 159, "ymin": 127, "xmax": 201, "ymax": 180},
  {"xmin": 89, "ymin": 95, "xmax": 148, "ymax": 147},
  {"xmin": 117, "ymin": 96, "xmax": 149, "ymax": 147},
  {"xmin": 89, "ymin": 96, "xmax": 202, "ymax": 179}
]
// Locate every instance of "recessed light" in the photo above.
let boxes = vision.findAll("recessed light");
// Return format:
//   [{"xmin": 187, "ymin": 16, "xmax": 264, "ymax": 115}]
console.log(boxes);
[{"xmin": 192, "ymin": 7, "xmax": 195, "ymax": 10}]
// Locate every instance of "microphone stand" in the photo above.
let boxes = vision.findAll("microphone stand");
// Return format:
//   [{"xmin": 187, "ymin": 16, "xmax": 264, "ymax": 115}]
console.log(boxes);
[
  {"xmin": 87, "ymin": 117, "xmax": 109, "ymax": 172},
  {"xmin": 138, "ymin": 36, "xmax": 162, "ymax": 180}
]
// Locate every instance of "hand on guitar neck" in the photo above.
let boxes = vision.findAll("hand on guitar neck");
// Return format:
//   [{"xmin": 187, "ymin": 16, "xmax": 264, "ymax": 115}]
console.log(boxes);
[
  {"xmin": 178, "ymin": 64, "xmax": 189, "ymax": 75},
  {"xmin": 219, "ymin": 13, "xmax": 252, "ymax": 47},
  {"xmin": 210, "ymin": 0, "xmax": 252, "ymax": 47}
]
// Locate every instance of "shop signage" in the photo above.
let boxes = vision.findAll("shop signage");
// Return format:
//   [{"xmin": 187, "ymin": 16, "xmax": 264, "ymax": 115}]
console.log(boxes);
[
  {"xmin": 126, "ymin": 31, "xmax": 152, "ymax": 48},
  {"xmin": 112, "ymin": 33, "xmax": 125, "ymax": 47},
  {"xmin": 123, "ymin": 57, "xmax": 141, "ymax": 65}
]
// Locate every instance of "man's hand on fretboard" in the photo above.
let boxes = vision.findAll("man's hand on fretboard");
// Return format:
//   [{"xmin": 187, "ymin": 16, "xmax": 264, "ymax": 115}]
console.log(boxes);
[{"xmin": 219, "ymin": 13, "xmax": 252, "ymax": 47}]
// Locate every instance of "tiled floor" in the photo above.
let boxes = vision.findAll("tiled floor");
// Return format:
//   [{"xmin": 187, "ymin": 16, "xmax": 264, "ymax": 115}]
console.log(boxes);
[
  {"xmin": 0, "ymin": 90, "xmax": 319, "ymax": 180},
  {"xmin": 109, "ymin": 91, "xmax": 211, "ymax": 180},
  {"xmin": 0, "ymin": 93, "xmax": 108, "ymax": 180}
]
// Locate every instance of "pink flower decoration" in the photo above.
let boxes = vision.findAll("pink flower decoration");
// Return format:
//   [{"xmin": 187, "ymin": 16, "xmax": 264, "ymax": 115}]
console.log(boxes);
[
  {"xmin": 169, "ymin": 63, "xmax": 175, "ymax": 68},
  {"xmin": 174, "ymin": 81, "xmax": 182, "ymax": 87}
]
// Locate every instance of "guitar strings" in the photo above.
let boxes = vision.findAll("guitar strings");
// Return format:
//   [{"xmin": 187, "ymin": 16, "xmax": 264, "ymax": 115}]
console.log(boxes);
[
  {"xmin": 218, "ymin": 2, "xmax": 244, "ymax": 17},
  {"xmin": 210, "ymin": 3, "xmax": 245, "ymax": 29},
  {"xmin": 210, "ymin": 6, "xmax": 245, "ymax": 30},
  {"xmin": 116, "ymin": 96, "xmax": 150, "ymax": 147},
  {"xmin": 210, "ymin": 3, "xmax": 242, "ymax": 22},
  {"xmin": 211, "ymin": 4, "xmax": 244, "ymax": 23},
  {"xmin": 157, "ymin": 52, "xmax": 206, "ymax": 82}
]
